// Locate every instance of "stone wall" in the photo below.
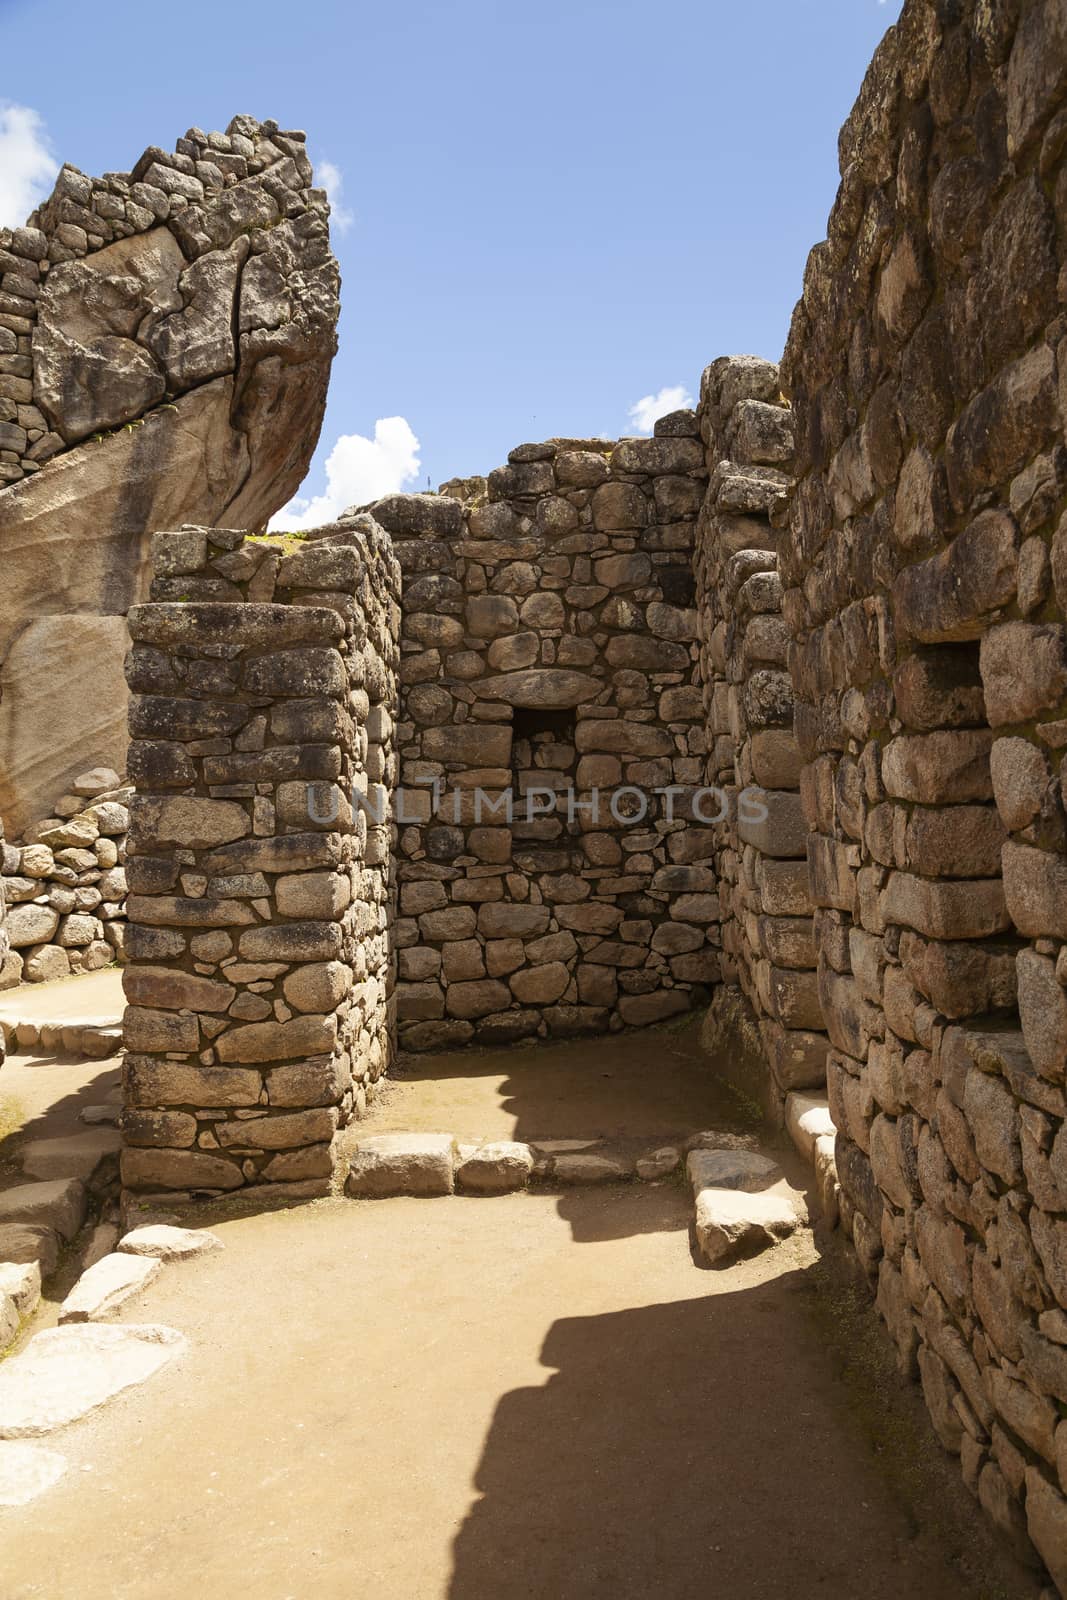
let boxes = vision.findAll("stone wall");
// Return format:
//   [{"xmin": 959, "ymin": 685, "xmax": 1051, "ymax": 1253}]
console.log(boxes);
[
  {"xmin": 694, "ymin": 356, "xmax": 829, "ymax": 1117},
  {"xmin": 368, "ymin": 423, "xmax": 718, "ymax": 1050},
  {"xmin": 0, "ymin": 766, "xmax": 130, "ymax": 989},
  {"xmin": 0, "ymin": 114, "xmax": 340, "ymax": 837},
  {"xmin": 120, "ymin": 521, "xmax": 399, "ymax": 1201},
  {"xmin": 780, "ymin": 0, "xmax": 1067, "ymax": 1577}
]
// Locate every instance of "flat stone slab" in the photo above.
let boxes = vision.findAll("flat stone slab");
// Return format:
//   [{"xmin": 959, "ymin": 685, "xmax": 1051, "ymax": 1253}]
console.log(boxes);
[
  {"xmin": 554, "ymin": 1151, "xmax": 634, "ymax": 1184},
  {"xmin": 347, "ymin": 1134, "xmax": 455, "ymax": 1197},
  {"xmin": 0, "ymin": 1440, "xmax": 68, "ymax": 1506},
  {"xmin": 118, "ymin": 1225, "xmax": 223, "ymax": 1260},
  {"xmin": 0, "ymin": 1323, "xmax": 185, "ymax": 1436},
  {"xmin": 687, "ymin": 1149, "xmax": 781, "ymax": 1195},
  {"xmin": 19, "ymin": 1129, "xmax": 121, "ymax": 1183},
  {"xmin": 785, "ymin": 1093, "xmax": 836, "ymax": 1163},
  {"xmin": 0, "ymin": 1224, "xmax": 59, "ymax": 1279},
  {"xmin": 80, "ymin": 1103, "xmax": 122, "ymax": 1126},
  {"xmin": 455, "ymin": 1141, "xmax": 534, "ymax": 1193},
  {"xmin": 0, "ymin": 1260, "xmax": 41, "ymax": 1318},
  {"xmin": 59, "ymin": 1252, "xmax": 161, "ymax": 1323},
  {"xmin": 694, "ymin": 1186, "xmax": 801, "ymax": 1265},
  {"xmin": 0, "ymin": 1179, "xmax": 86, "ymax": 1241}
]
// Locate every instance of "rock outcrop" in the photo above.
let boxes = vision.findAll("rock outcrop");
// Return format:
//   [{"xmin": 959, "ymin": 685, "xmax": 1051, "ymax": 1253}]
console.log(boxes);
[{"xmin": 0, "ymin": 115, "xmax": 340, "ymax": 835}]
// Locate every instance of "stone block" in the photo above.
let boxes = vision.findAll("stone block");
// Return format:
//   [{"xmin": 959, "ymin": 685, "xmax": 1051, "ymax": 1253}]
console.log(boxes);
[
  {"xmin": 346, "ymin": 1134, "xmax": 455, "ymax": 1197},
  {"xmin": 455, "ymin": 1141, "xmax": 534, "ymax": 1193},
  {"xmin": 58, "ymin": 1253, "xmax": 161, "ymax": 1324}
]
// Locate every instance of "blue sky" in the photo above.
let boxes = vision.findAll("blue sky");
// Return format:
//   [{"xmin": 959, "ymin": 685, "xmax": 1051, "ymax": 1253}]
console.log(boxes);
[{"xmin": 1, "ymin": 0, "xmax": 899, "ymax": 521}]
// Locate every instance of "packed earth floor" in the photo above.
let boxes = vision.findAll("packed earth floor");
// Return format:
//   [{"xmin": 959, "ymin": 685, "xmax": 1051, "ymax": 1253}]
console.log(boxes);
[{"xmin": 0, "ymin": 1023, "xmax": 1046, "ymax": 1600}]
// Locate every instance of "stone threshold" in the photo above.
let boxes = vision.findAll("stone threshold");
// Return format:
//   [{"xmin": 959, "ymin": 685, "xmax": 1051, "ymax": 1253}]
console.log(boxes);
[{"xmin": 0, "ymin": 1015, "xmax": 121, "ymax": 1062}]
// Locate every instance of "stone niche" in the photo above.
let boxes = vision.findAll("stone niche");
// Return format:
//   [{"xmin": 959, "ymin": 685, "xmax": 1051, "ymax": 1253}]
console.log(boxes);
[{"xmin": 362, "ymin": 421, "xmax": 718, "ymax": 1050}]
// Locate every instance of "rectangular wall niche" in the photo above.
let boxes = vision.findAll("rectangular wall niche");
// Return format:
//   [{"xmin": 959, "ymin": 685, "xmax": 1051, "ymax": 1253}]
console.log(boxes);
[{"xmin": 380, "ymin": 423, "xmax": 720, "ymax": 1050}]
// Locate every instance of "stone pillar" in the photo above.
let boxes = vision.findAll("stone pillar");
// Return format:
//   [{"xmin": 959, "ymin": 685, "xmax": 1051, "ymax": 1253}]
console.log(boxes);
[
  {"xmin": 120, "ymin": 521, "xmax": 399, "ymax": 1203},
  {"xmin": 694, "ymin": 356, "xmax": 828, "ymax": 1118}
]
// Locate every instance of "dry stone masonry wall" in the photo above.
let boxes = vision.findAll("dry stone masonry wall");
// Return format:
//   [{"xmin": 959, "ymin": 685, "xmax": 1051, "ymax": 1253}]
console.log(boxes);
[
  {"xmin": 780, "ymin": 0, "xmax": 1067, "ymax": 1579},
  {"xmin": 120, "ymin": 522, "xmax": 399, "ymax": 1202},
  {"xmin": 368, "ymin": 423, "xmax": 716, "ymax": 1050},
  {"xmin": 694, "ymin": 357, "xmax": 830, "ymax": 1116},
  {"xmin": 0, "ymin": 766, "xmax": 130, "ymax": 989}
]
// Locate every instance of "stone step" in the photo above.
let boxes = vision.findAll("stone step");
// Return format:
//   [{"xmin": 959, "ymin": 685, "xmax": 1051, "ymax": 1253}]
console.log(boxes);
[
  {"xmin": 0, "ymin": 1016, "xmax": 121, "ymax": 1061},
  {"xmin": 344, "ymin": 1131, "xmax": 699, "ymax": 1199},
  {"xmin": 18, "ymin": 1128, "xmax": 121, "ymax": 1184}
]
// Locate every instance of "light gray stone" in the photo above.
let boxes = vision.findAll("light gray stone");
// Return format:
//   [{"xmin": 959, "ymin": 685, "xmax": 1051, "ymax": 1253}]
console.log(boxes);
[
  {"xmin": 0, "ymin": 1323, "xmax": 185, "ymax": 1436},
  {"xmin": 347, "ymin": 1133, "xmax": 455, "ymax": 1197},
  {"xmin": 118, "ymin": 1225, "xmax": 222, "ymax": 1260},
  {"xmin": 694, "ymin": 1187, "xmax": 801, "ymax": 1265},
  {"xmin": 58, "ymin": 1252, "xmax": 161, "ymax": 1323}
]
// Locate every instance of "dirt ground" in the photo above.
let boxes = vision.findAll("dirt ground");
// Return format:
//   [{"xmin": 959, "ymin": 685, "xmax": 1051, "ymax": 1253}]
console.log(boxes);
[
  {"xmin": 363, "ymin": 1017, "xmax": 754, "ymax": 1143},
  {"xmin": 0, "ymin": 1183, "xmax": 1041, "ymax": 1600}
]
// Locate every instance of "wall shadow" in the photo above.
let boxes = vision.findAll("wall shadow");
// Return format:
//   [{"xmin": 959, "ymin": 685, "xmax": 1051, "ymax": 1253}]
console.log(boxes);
[{"xmin": 447, "ymin": 1262, "xmax": 1037, "ymax": 1600}]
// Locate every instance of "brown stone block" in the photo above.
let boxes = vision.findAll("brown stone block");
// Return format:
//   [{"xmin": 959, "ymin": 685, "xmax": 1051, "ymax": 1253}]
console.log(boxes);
[
  {"xmin": 239, "ymin": 922, "xmax": 343, "ymax": 962},
  {"xmin": 882, "ymin": 871, "xmax": 1009, "ymax": 940},
  {"xmin": 217, "ymin": 1108, "xmax": 338, "ymax": 1149},
  {"xmin": 817, "ymin": 967, "xmax": 880, "ymax": 1058},
  {"xmin": 980, "ymin": 621, "xmax": 1067, "ymax": 727},
  {"xmin": 130, "ymin": 795, "xmax": 251, "ymax": 850},
  {"xmin": 123, "ymin": 1005, "xmax": 199, "ymax": 1053},
  {"xmin": 123, "ymin": 1056, "xmax": 261, "ymax": 1108},
  {"xmin": 123, "ymin": 967, "xmax": 235, "ymax": 1013},
  {"xmin": 903, "ymin": 804, "xmax": 1006, "ymax": 880},
  {"xmin": 892, "ymin": 509, "xmax": 1017, "ymax": 643},
  {"xmin": 126, "ymin": 894, "xmax": 256, "ymax": 929},
  {"xmin": 881, "ymin": 731, "xmax": 994, "ymax": 803},
  {"xmin": 121, "ymin": 1147, "xmax": 243, "ymax": 1191},
  {"xmin": 1003, "ymin": 842, "xmax": 1067, "ymax": 938}
]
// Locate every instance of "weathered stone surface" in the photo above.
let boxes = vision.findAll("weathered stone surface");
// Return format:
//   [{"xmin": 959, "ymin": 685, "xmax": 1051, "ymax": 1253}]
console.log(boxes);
[
  {"xmin": 119, "ymin": 1147, "xmax": 243, "ymax": 1191},
  {"xmin": 693, "ymin": 1186, "xmax": 800, "ymax": 1264},
  {"xmin": 553, "ymin": 1151, "xmax": 633, "ymax": 1184},
  {"xmin": 687, "ymin": 1148, "xmax": 781, "ymax": 1194},
  {"xmin": 0, "ymin": 1323, "xmax": 185, "ymax": 1437},
  {"xmin": 58, "ymin": 1252, "xmax": 161, "ymax": 1323},
  {"xmin": 455, "ymin": 1141, "xmax": 534, "ymax": 1193},
  {"xmin": 346, "ymin": 1134, "xmax": 455, "ymax": 1197},
  {"xmin": 0, "ymin": 1262, "xmax": 41, "ymax": 1319},
  {"xmin": 0, "ymin": 1441, "xmax": 68, "ymax": 1507},
  {"xmin": 0, "ymin": 1180, "xmax": 86, "ymax": 1242}
]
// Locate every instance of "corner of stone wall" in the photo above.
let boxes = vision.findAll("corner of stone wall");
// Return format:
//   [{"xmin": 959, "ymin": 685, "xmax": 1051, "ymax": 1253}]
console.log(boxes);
[
  {"xmin": 120, "ymin": 521, "xmax": 400, "ymax": 1204},
  {"xmin": 694, "ymin": 355, "xmax": 829, "ymax": 1125}
]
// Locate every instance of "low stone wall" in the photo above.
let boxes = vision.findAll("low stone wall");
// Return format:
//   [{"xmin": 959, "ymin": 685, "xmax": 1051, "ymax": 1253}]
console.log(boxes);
[
  {"xmin": 780, "ymin": 0, "xmax": 1067, "ymax": 1576},
  {"xmin": 366, "ymin": 422, "xmax": 717, "ymax": 1050},
  {"xmin": 694, "ymin": 356, "xmax": 828, "ymax": 1118},
  {"xmin": 120, "ymin": 521, "xmax": 399, "ymax": 1201},
  {"xmin": 0, "ymin": 767, "xmax": 129, "ymax": 988}
]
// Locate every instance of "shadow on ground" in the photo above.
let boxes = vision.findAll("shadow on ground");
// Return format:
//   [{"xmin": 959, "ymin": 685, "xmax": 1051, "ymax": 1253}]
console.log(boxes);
[{"xmin": 449, "ymin": 1234, "xmax": 1042, "ymax": 1600}]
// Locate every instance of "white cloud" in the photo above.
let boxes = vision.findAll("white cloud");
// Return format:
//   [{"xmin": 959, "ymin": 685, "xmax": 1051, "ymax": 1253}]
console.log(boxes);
[
  {"xmin": 0, "ymin": 103, "xmax": 59, "ymax": 229},
  {"xmin": 317, "ymin": 158, "xmax": 354, "ymax": 234},
  {"xmin": 627, "ymin": 384, "xmax": 694, "ymax": 435},
  {"xmin": 270, "ymin": 416, "xmax": 421, "ymax": 531}
]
